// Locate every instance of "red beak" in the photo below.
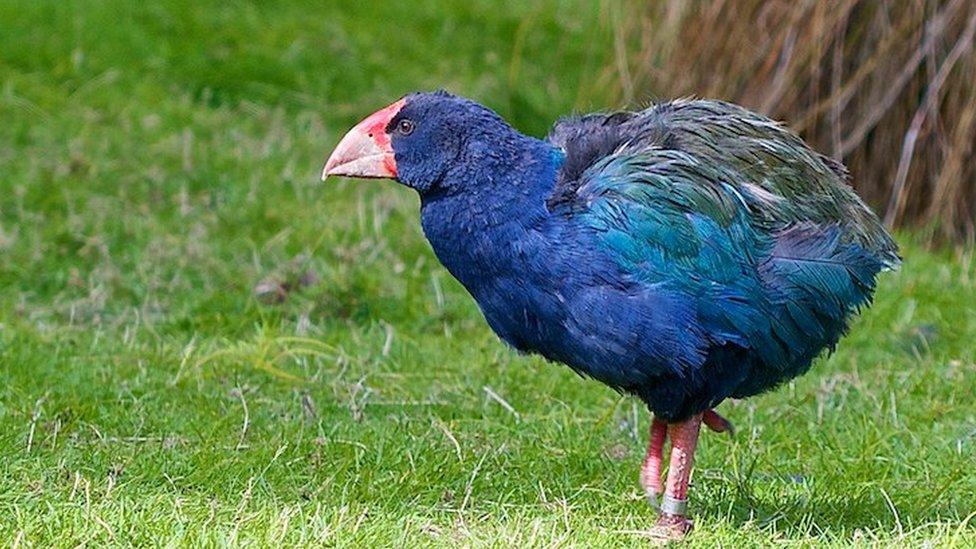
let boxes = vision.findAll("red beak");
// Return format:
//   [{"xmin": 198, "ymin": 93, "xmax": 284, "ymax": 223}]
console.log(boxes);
[{"xmin": 321, "ymin": 98, "xmax": 405, "ymax": 181}]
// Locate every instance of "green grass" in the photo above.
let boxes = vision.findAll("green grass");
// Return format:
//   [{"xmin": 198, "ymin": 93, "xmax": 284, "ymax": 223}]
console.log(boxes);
[{"xmin": 1, "ymin": 1, "xmax": 974, "ymax": 546}]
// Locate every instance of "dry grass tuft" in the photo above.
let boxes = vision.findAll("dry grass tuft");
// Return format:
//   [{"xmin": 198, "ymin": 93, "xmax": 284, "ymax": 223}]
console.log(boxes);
[{"xmin": 613, "ymin": 0, "xmax": 976, "ymax": 244}]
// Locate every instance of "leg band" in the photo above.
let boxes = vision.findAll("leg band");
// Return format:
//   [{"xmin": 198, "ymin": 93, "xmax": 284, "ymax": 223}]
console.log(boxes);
[{"xmin": 660, "ymin": 494, "xmax": 688, "ymax": 516}]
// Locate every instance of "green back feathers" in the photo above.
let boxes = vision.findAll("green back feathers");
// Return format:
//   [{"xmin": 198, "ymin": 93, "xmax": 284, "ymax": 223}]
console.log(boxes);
[{"xmin": 549, "ymin": 99, "xmax": 899, "ymax": 270}]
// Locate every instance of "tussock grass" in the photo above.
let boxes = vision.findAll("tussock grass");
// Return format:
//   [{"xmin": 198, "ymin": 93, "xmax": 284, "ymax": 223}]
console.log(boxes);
[
  {"xmin": 616, "ymin": 0, "xmax": 976, "ymax": 244},
  {"xmin": 0, "ymin": 1, "xmax": 974, "ymax": 546}
]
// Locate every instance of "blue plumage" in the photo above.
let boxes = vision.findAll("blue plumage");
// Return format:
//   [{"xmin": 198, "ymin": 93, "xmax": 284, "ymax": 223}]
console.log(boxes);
[{"xmin": 333, "ymin": 91, "xmax": 900, "ymax": 422}]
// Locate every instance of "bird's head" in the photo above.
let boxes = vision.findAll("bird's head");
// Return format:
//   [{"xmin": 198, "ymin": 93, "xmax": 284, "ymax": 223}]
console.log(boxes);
[{"xmin": 322, "ymin": 91, "xmax": 524, "ymax": 195}]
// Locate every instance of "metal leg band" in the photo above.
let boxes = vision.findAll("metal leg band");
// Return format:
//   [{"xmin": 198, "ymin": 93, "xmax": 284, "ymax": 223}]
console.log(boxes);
[{"xmin": 660, "ymin": 494, "xmax": 688, "ymax": 516}]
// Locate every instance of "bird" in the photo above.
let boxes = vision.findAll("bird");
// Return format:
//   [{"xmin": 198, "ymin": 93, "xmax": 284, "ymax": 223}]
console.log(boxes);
[{"xmin": 321, "ymin": 91, "xmax": 899, "ymax": 538}]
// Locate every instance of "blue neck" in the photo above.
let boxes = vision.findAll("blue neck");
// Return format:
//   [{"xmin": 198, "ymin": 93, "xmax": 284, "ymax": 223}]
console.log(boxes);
[
  {"xmin": 422, "ymin": 136, "xmax": 562, "ymax": 222},
  {"xmin": 419, "ymin": 135, "xmax": 564, "ymax": 283}
]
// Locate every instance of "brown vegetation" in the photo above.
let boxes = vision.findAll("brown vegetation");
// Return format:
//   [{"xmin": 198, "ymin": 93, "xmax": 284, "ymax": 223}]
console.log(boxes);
[{"xmin": 611, "ymin": 0, "xmax": 976, "ymax": 244}]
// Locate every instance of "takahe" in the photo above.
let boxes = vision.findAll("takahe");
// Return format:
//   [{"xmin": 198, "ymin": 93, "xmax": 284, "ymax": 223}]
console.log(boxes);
[{"xmin": 322, "ymin": 91, "xmax": 899, "ymax": 537}]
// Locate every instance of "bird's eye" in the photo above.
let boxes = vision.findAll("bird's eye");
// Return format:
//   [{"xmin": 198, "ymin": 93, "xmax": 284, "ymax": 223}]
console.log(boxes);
[{"xmin": 396, "ymin": 119, "xmax": 415, "ymax": 135}]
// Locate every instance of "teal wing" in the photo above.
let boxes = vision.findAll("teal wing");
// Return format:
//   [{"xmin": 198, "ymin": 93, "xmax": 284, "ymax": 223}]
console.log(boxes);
[{"xmin": 548, "ymin": 99, "xmax": 898, "ymax": 384}]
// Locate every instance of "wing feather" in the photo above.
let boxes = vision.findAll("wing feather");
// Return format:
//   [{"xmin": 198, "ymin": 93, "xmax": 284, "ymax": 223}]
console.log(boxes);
[{"xmin": 547, "ymin": 99, "xmax": 898, "ymax": 377}]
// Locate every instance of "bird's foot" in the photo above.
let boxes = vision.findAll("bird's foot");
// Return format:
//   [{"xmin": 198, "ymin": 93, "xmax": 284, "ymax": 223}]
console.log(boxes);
[
  {"xmin": 648, "ymin": 512, "xmax": 694, "ymax": 540},
  {"xmin": 703, "ymin": 409, "xmax": 734, "ymax": 437}
]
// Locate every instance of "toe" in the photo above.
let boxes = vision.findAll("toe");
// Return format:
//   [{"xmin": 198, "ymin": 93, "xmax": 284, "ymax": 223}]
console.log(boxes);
[
  {"xmin": 703, "ymin": 409, "xmax": 734, "ymax": 436},
  {"xmin": 648, "ymin": 513, "xmax": 694, "ymax": 540}
]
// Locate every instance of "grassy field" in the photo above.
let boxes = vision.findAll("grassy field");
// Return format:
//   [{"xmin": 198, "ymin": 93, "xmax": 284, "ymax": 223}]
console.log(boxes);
[{"xmin": 1, "ymin": 1, "xmax": 974, "ymax": 546}]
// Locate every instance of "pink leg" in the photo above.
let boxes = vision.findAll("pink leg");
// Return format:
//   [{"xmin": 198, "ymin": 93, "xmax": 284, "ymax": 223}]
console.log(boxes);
[
  {"xmin": 652, "ymin": 413, "xmax": 702, "ymax": 538},
  {"xmin": 639, "ymin": 417, "xmax": 667, "ymax": 504}
]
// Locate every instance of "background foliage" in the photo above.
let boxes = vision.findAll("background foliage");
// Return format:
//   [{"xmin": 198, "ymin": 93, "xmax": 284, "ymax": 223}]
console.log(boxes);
[{"xmin": 614, "ymin": 0, "xmax": 976, "ymax": 244}]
